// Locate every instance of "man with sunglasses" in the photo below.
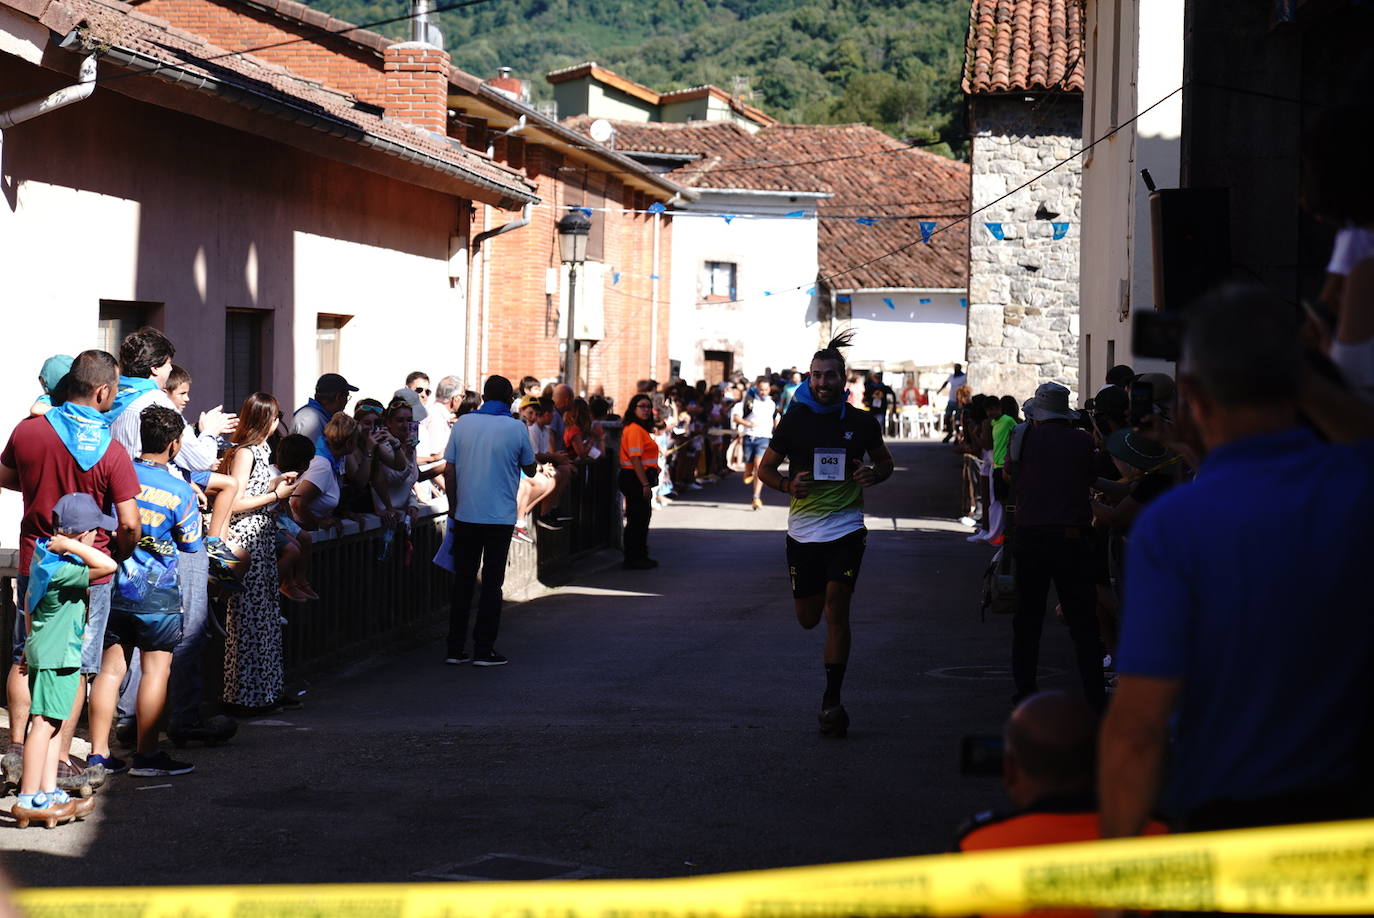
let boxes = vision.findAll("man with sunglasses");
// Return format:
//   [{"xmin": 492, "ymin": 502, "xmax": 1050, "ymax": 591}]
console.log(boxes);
[{"xmin": 291, "ymin": 373, "xmax": 357, "ymax": 443}]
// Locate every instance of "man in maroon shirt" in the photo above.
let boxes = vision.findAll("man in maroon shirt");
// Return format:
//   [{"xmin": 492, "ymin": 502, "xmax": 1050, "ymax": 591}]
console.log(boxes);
[
  {"xmin": 1007, "ymin": 382, "xmax": 1104, "ymax": 711},
  {"xmin": 1, "ymin": 349, "xmax": 140, "ymax": 783}
]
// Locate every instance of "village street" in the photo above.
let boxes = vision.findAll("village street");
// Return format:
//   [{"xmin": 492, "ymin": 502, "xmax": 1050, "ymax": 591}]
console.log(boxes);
[{"xmin": 2, "ymin": 441, "xmax": 1090, "ymax": 887}]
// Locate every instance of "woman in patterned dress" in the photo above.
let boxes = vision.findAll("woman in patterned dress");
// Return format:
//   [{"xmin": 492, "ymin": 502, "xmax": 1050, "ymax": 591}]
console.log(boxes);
[{"xmin": 218, "ymin": 393, "xmax": 298, "ymax": 712}]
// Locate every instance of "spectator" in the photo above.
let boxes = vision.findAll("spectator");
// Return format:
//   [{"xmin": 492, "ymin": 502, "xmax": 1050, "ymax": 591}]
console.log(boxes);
[
  {"xmin": 519, "ymin": 376, "xmax": 542, "ymax": 402},
  {"xmin": 442, "ymin": 376, "xmax": 536, "ymax": 667},
  {"xmin": 290, "ymin": 413, "xmax": 355, "ymax": 534},
  {"xmin": 551, "ymin": 384, "xmax": 573, "ymax": 451},
  {"xmin": 958, "ymin": 692, "xmax": 1165, "ymax": 875},
  {"xmin": 938, "ymin": 363, "xmax": 967, "ymax": 442},
  {"xmin": 342, "ymin": 399, "xmax": 392, "ymax": 515},
  {"xmin": 1100, "ymin": 286, "xmax": 1374, "ymax": 835},
  {"xmin": 1104, "ymin": 364, "xmax": 1135, "ymax": 388},
  {"xmin": 562, "ymin": 397, "xmax": 599, "ymax": 460},
  {"xmin": 164, "ymin": 365, "xmax": 192, "ymax": 412},
  {"xmin": 219, "ymin": 393, "xmax": 298, "ymax": 716},
  {"xmin": 290, "ymin": 373, "xmax": 357, "ymax": 443},
  {"xmin": 12, "ymin": 494, "xmax": 116, "ymax": 827},
  {"xmin": 780, "ymin": 370, "xmax": 803, "ymax": 415},
  {"xmin": 456, "ymin": 391, "xmax": 480, "ymax": 417},
  {"xmin": 374, "ymin": 396, "xmax": 438, "ymax": 526},
  {"xmin": 422, "ymin": 376, "xmax": 461, "ymax": 494},
  {"xmin": 619, "ymin": 394, "xmax": 660, "ymax": 570},
  {"xmin": 865, "ymin": 371, "xmax": 896, "ymax": 435},
  {"xmin": 733, "ymin": 377, "xmax": 779, "ymax": 511},
  {"xmin": 1008, "ymin": 383, "xmax": 1104, "ymax": 711},
  {"xmin": 1, "ymin": 350, "xmax": 140, "ymax": 796},
  {"xmin": 273, "ymin": 434, "xmax": 317, "ymax": 603},
  {"xmin": 28, "ymin": 354, "xmax": 72, "ymax": 417},
  {"xmin": 106, "ymin": 331, "xmax": 242, "ymax": 748},
  {"xmin": 1089, "ymin": 429, "xmax": 1178, "ymax": 532},
  {"xmin": 518, "ymin": 395, "xmax": 571, "ymax": 530},
  {"xmin": 87, "ymin": 405, "xmax": 201, "ymax": 778}
]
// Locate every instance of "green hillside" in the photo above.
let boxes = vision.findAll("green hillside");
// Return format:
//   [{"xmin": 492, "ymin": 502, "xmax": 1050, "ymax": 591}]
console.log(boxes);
[{"xmin": 303, "ymin": 0, "xmax": 970, "ymax": 156}]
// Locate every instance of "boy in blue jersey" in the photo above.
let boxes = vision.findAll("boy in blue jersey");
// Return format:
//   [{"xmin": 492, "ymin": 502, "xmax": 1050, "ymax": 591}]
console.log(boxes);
[{"xmin": 87, "ymin": 406, "xmax": 202, "ymax": 777}]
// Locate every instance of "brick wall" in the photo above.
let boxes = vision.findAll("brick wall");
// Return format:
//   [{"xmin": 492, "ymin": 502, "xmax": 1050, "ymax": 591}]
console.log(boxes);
[
  {"xmin": 479, "ymin": 149, "xmax": 671, "ymax": 409},
  {"xmin": 383, "ymin": 42, "xmax": 450, "ymax": 134},
  {"xmin": 136, "ymin": 0, "xmax": 388, "ymax": 107}
]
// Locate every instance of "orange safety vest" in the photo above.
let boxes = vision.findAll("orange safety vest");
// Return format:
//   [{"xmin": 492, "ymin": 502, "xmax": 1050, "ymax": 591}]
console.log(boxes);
[{"xmin": 956, "ymin": 805, "xmax": 1168, "ymax": 918}]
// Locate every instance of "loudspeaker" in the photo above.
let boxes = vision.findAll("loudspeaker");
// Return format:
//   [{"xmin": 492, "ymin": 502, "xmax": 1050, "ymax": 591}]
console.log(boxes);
[{"xmin": 1149, "ymin": 187, "xmax": 1230, "ymax": 312}]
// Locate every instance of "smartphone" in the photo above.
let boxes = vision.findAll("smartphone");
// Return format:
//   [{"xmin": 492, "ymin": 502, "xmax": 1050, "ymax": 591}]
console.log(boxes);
[
  {"xmin": 1130, "ymin": 380, "xmax": 1154, "ymax": 426},
  {"xmin": 959, "ymin": 734, "xmax": 1005, "ymax": 776}
]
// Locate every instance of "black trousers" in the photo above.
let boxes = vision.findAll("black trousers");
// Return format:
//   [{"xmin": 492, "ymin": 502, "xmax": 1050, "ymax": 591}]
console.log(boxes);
[
  {"xmin": 1011, "ymin": 526, "xmax": 1104, "ymax": 710},
  {"xmin": 618, "ymin": 467, "xmax": 658, "ymax": 561},
  {"xmin": 447, "ymin": 521, "xmax": 513, "ymax": 656}
]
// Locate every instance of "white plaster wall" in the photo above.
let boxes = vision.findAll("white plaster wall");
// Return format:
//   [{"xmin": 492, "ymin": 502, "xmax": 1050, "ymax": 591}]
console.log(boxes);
[
  {"xmin": 1078, "ymin": 0, "xmax": 1182, "ymax": 396},
  {"xmin": 0, "ymin": 50, "xmax": 468, "ymax": 548},
  {"xmin": 668, "ymin": 198, "xmax": 821, "ymax": 381},
  {"xmin": 844, "ymin": 291, "xmax": 968, "ymax": 370}
]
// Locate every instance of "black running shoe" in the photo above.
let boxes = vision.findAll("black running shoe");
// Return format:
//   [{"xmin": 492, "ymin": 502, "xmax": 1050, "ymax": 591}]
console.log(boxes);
[
  {"xmin": 471, "ymin": 651, "xmax": 508, "ymax": 667},
  {"xmin": 130, "ymin": 751, "xmax": 195, "ymax": 776}
]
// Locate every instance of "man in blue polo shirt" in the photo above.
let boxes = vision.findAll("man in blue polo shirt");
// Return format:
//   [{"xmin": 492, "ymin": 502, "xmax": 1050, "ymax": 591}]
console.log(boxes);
[
  {"xmin": 441, "ymin": 376, "xmax": 536, "ymax": 667},
  {"xmin": 1100, "ymin": 286, "xmax": 1374, "ymax": 835}
]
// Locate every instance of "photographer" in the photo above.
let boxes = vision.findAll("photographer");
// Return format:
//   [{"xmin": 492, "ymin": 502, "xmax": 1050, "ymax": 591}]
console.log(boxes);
[{"xmin": 1101, "ymin": 285, "xmax": 1374, "ymax": 836}]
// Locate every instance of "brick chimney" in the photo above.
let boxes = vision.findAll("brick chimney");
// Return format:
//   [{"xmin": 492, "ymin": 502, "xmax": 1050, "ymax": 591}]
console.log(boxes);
[
  {"xmin": 383, "ymin": 42, "xmax": 451, "ymax": 135},
  {"xmin": 486, "ymin": 66, "xmax": 526, "ymax": 103}
]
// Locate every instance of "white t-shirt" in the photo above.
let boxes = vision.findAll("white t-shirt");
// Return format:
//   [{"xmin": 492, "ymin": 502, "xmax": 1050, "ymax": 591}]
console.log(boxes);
[
  {"xmin": 732, "ymin": 396, "xmax": 778, "ymax": 439},
  {"xmin": 299, "ymin": 455, "xmax": 340, "ymax": 520},
  {"xmin": 419, "ymin": 406, "xmax": 450, "ymax": 460},
  {"xmin": 1327, "ymin": 226, "xmax": 1374, "ymax": 276},
  {"xmin": 944, "ymin": 373, "xmax": 967, "ymax": 405}
]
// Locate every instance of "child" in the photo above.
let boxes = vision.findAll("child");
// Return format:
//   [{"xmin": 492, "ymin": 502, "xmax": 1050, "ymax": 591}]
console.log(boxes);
[
  {"xmin": 273, "ymin": 434, "xmax": 317, "ymax": 602},
  {"xmin": 27, "ymin": 354, "xmax": 72, "ymax": 418},
  {"xmin": 86, "ymin": 406, "xmax": 202, "ymax": 777},
  {"xmin": 13, "ymin": 494, "xmax": 117, "ymax": 827},
  {"xmin": 162, "ymin": 365, "xmax": 244, "ymax": 588}
]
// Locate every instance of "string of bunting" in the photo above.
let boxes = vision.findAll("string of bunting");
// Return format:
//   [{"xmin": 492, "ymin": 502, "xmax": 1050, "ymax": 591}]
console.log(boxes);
[{"xmin": 564, "ymin": 203, "xmax": 1071, "ymax": 235}]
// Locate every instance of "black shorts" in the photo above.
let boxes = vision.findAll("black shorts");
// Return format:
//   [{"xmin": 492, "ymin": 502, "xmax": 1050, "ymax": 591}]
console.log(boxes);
[
  {"xmin": 104, "ymin": 608, "xmax": 183, "ymax": 653},
  {"xmin": 785, "ymin": 528, "xmax": 867, "ymax": 599}
]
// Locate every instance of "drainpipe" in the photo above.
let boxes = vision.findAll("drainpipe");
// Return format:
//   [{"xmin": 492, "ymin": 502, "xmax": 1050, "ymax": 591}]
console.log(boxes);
[
  {"xmin": 487, "ymin": 114, "xmax": 527, "ymax": 158},
  {"xmin": 0, "ymin": 51, "xmax": 96, "ymax": 131},
  {"xmin": 472, "ymin": 202, "xmax": 531, "ymax": 380},
  {"xmin": 649, "ymin": 193, "xmax": 679, "ymax": 378}
]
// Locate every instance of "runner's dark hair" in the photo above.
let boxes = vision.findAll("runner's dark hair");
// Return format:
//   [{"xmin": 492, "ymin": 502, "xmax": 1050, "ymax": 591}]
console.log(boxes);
[{"xmin": 811, "ymin": 329, "xmax": 857, "ymax": 375}]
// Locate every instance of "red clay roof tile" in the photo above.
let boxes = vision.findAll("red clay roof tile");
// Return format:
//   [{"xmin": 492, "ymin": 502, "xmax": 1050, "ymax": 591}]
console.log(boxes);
[{"xmin": 963, "ymin": 0, "xmax": 1084, "ymax": 94}]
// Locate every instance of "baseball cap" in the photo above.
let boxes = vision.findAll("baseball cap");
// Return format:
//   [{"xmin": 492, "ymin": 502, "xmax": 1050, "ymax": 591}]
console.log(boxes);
[
  {"xmin": 517, "ymin": 394, "xmax": 541, "ymax": 413},
  {"xmin": 40, "ymin": 355, "xmax": 74, "ymax": 395},
  {"xmin": 316, "ymin": 373, "xmax": 358, "ymax": 394},
  {"xmin": 390, "ymin": 387, "xmax": 428, "ymax": 422},
  {"xmin": 1092, "ymin": 385, "xmax": 1129, "ymax": 419},
  {"xmin": 53, "ymin": 493, "xmax": 117, "ymax": 535}
]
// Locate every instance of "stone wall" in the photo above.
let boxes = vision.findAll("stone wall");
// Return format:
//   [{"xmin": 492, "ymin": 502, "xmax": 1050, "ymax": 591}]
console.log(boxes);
[{"xmin": 966, "ymin": 95, "xmax": 1083, "ymax": 401}]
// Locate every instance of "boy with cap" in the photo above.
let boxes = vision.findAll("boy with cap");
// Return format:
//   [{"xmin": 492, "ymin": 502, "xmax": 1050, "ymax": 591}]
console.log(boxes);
[
  {"xmin": 28, "ymin": 354, "xmax": 73, "ymax": 417},
  {"xmin": 88, "ymin": 406, "xmax": 203, "ymax": 777},
  {"xmin": 13, "ymin": 493, "xmax": 117, "ymax": 827}
]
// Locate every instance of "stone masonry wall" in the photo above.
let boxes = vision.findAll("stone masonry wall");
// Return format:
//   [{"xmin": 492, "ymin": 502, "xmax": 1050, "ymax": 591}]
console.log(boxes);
[{"xmin": 966, "ymin": 95, "xmax": 1083, "ymax": 401}]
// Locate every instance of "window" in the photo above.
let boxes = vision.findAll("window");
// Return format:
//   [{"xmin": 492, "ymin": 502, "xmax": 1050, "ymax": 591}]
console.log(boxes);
[
  {"xmin": 97, "ymin": 300, "xmax": 162, "ymax": 356},
  {"xmin": 224, "ymin": 310, "xmax": 266, "ymax": 412},
  {"xmin": 316, "ymin": 314, "xmax": 351, "ymax": 377},
  {"xmin": 703, "ymin": 261, "xmax": 737, "ymax": 302}
]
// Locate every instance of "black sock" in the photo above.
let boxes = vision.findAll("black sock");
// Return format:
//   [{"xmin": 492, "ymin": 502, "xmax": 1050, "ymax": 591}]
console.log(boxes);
[{"xmin": 823, "ymin": 663, "xmax": 846, "ymax": 708}]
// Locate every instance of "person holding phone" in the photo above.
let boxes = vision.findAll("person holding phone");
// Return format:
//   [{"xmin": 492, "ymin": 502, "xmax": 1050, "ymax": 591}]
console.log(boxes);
[{"xmin": 756, "ymin": 331, "xmax": 894, "ymax": 738}]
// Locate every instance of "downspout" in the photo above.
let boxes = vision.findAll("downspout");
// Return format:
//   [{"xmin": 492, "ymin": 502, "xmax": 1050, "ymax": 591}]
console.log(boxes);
[
  {"xmin": 472, "ymin": 202, "xmax": 531, "ymax": 380},
  {"xmin": 650, "ymin": 193, "xmax": 680, "ymax": 378},
  {"xmin": 0, "ymin": 50, "xmax": 96, "ymax": 131}
]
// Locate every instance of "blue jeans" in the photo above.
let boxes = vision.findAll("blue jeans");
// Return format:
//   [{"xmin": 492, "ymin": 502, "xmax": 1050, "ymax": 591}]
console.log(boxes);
[
  {"xmin": 742, "ymin": 436, "xmax": 771, "ymax": 464},
  {"xmin": 118, "ymin": 544, "xmax": 208, "ymax": 726},
  {"xmin": 10, "ymin": 575, "xmax": 110, "ymax": 674}
]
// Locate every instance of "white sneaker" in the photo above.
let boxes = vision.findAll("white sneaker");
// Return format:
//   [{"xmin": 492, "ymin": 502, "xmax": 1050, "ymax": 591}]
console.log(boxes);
[{"xmin": 959, "ymin": 516, "xmax": 977, "ymax": 528}]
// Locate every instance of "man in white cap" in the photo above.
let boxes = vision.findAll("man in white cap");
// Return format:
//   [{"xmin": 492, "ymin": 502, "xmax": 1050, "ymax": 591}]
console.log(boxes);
[{"xmin": 1010, "ymin": 382, "xmax": 1104, "ymax": 711}]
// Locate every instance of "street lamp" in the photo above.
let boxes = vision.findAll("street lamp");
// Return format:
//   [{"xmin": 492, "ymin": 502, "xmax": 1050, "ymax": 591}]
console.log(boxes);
[{"xmin": 557, "ymin": 210, "xmax": 592, "ymax": 391}]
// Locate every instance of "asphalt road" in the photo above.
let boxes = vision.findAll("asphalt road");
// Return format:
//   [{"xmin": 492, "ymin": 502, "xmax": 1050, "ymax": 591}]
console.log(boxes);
[{"xmin": 1, "ymin": 439, "xmax": 1086, "ymax": 887}]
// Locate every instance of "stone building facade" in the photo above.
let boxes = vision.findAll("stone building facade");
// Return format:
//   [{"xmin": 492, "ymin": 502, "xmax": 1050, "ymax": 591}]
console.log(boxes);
[{"xmin": 966, "ymin": 96, "xmax": 1083, "ymax": 399}]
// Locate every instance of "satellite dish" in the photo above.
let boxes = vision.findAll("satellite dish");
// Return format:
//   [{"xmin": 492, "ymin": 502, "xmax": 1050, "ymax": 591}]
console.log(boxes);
[{"xmin": 589, "ymin": 119, "xmax": 615, "ymax": 144}]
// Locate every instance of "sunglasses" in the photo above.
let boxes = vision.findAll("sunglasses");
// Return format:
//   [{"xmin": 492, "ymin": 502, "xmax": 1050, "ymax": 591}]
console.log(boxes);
[{"xmin": 415, "ymin": 388, "xmax": 431, "ymax": 396}]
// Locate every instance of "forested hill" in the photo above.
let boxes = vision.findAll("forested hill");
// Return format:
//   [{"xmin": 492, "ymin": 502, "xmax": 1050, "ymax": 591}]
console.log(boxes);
[{"xmin": 302, "ymin": 0, "xmax": 970, "ymax": 155}]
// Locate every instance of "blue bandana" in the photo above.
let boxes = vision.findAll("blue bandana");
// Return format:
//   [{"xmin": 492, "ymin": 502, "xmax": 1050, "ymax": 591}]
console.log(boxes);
[
  {"xmin": 45, "ymin": 401, "xmax": 112, "ymax": 471},
  {"xmin": 301, "ymin": 398, "xmax": 332, "ymax": 428},
  {"xmin": 25, "ymin": 539, "xmax": 65, "ymax": 614},
  {"xmin": 476, "ymin": 400, "xmax": 513, "ymax": 417},
  {"xmin": 314, "ymin": 435, "xmax": 345, "ymax": 476},
  {"xmin": 791, "ymin": 380, "xmax": 846, "ymax": 417},
  {"xmin": 105, "ymin": 375, "xmax": 160, "ymax": 422}
]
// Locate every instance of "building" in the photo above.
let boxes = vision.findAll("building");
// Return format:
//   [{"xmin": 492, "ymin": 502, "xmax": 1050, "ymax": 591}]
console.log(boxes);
[
  {"xmin": 547, "ymin": 62, "xmax": 775, "ymax": 133},
  {"xmin": 125, "ymin": 0, "xmax": 692, "ymax": 405},
  {"xmin": 962, "ymin": 0, "xmax": 1085, "ymax": 401},
  {"xmin": 1077, "ymin": 0, "xmax": 1183, "ymax": 389},
  {"xmin": 564, "ymin": 99, "xmax": 969, "ymax": 386}
]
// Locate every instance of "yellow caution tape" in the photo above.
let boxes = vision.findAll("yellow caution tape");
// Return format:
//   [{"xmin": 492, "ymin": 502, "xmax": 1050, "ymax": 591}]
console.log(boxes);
[{"xmin": 15, "ymin": 818, "xmax": 1374, "ymax": 917}]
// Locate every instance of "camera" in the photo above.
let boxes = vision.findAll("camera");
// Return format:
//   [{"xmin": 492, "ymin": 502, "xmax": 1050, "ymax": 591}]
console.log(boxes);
[
  {"xmin": 959, "ymin": 734, "xmax": 1005, "ymax": 776},
  {"xmin": 1129, "ymin": 380, "xmax": 1155, "ymax": 426}
]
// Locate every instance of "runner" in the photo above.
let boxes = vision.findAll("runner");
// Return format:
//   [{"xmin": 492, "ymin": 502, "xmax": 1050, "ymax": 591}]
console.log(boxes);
[{"xmin": 756, "ymin": 331, "xmax": 895, "ymax": 738}]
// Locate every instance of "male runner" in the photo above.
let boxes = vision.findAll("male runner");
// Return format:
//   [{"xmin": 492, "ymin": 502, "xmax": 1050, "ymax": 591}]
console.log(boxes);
[{"xmin": 757, "ymin": 331, "xmax": 894, "ymax": 737}]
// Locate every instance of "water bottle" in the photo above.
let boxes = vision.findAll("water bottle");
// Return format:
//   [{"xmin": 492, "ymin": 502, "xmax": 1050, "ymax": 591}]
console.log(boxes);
[{"xmin": 377, "ymin": 525, "xmax": 395, "ymax": 561}]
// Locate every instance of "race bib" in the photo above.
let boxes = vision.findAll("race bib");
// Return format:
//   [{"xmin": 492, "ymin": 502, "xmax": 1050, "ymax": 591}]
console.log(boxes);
[{"xmin": 813, "ymin": 448, "xmax": 846, "ymax": 481}]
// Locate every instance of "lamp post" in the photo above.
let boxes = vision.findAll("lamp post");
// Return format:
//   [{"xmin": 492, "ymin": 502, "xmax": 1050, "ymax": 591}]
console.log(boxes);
[{"xmin": 557, "ymin": 210, "xmax": 592, "ymax": 391}]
